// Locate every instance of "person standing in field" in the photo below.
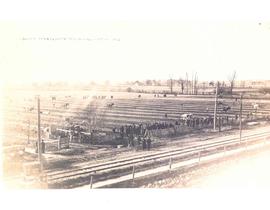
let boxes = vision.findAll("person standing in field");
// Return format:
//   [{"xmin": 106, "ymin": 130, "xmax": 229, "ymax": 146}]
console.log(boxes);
[{"xmin": 142, "ymin": 138, "xmax": 146, "ymax": 150}]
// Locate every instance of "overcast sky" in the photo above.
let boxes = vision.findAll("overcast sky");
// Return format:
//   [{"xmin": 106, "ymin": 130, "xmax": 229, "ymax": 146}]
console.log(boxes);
[{"xmin": 1, "ymin": 1, "xmax": 270, "ymax": 84}]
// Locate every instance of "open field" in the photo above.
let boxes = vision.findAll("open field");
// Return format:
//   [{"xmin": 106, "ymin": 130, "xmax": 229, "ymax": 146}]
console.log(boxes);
[
  {"xmin": 2, "ymin": 88, "xmax": 270, "ymax": 188},
  {"xmin": 3, "ymin": 89, "xmax": 270, "ymax": 145}
]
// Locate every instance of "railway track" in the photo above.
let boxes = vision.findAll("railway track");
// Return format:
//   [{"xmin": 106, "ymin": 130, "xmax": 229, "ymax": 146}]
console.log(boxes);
[{"xmin": 45, "ymin": 131, "xmax": 270, "ymax": 188}]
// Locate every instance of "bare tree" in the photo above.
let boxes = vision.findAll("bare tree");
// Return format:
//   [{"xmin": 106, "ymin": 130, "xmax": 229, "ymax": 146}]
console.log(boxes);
[
  {"xmin": 194, "ymin": 72, "xmax": 198, "ymax": 95},
  {"xmin": 191, "ymin": 73, "xmax": 194, "ymax": 94},
  {"xmin": 186, "ymin": 72, "xmax": 189, "ymax": 94},
  {"xmin": 228, "ymin": 71, "xmax": 237, "ymax": 95},
  {"xmin": 178, "ymin": 78, "xmax": 185, "ymax": 94},
  {"xmin": 167, "ymin": 78, "xmax": 174, "ymax": 94},
  {"xmin": 217, "ymin": 81, "xmax": 221, "ymax": 95},
  {"xmin": 170, "ymin": 78, "xmax": 173, "ymax": 94}
]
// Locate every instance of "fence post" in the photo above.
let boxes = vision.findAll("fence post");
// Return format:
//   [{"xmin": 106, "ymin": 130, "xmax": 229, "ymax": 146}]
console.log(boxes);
[
  {"xmin": 223, "ymin": 145, "xmax": 226, "ymax": 156},
  {"xmin": 90, "ymin": 175, "xmax": 93, "ymax": 189},
  {"xmin": 132, "ymin": 165, "xmax": 135, "ymax": 182},
  {"xmin": 198, "ymin": 151, "xmax": 201, "ymax": 164}
]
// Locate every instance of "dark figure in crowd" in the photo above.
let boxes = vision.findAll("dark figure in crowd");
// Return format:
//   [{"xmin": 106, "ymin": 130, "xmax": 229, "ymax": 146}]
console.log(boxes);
[
  {"xmin": 120, "ymin": 126, "xmax": 124, "ymax": 139},
  {"xmin": 128, "ymin": 135, "xmax": 134, "ymax": 147},
  {"xmin": 147, "ymin": 138, "xmax": 151, "ymax": 151},
  {"xmin": 137, "ymin": 136, "xmax": 142, "ymax": 145},
  {"xmin": 142, "ymin": 138, "xmax": 146, "ymax": 150},
  {"xmin": 223, "ymin": 106, "xmax": 231, "ymax": 112}
]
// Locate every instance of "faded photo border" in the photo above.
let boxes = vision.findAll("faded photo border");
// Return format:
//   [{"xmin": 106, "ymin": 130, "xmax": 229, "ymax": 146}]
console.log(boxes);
[{"xmin": 1, "ymin": 0, "xmax": 270, "ymax": 210}]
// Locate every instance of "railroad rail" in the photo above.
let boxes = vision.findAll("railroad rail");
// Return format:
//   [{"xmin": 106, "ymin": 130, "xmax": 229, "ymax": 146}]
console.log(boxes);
[{"xmin": 45, "ymin": 131, "xmax": 270, "ymax": 188}]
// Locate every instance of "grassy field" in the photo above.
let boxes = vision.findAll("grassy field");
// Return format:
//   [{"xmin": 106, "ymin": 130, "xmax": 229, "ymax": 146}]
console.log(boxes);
[{"xmin": 3, "ymin": 88, "xmax": 270, "ymax": 147}]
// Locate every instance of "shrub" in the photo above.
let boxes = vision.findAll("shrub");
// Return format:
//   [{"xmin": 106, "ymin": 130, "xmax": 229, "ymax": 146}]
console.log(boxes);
[{"xmin": 126, "ymin": 87, "xmax": 133, "ymax": 92}]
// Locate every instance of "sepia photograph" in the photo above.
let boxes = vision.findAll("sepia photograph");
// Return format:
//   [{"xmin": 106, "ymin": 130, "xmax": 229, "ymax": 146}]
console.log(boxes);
[{"xmin": 1, "ymin": 1, "xmax": 270, "ymax": 208}]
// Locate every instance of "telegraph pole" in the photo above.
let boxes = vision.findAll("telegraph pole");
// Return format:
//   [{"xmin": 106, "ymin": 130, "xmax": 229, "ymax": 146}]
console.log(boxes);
[
  {"xmin": 170, "ymin": 78, "xmax": 173, "ymax": 94},
  {"xmin": 239, "ymin": 94, "xmax": 243, "ymax": 143},
  {"xmin": 37, "ymin": 96, "xmax": 42, "ymax": 170},
  {"xmin": 213, "ymin": 85, "xmax": 218, "ymax": 131}
]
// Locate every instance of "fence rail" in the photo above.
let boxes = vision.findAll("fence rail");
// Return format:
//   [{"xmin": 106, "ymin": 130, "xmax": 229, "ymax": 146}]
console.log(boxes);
[{"xmin": 46, "ymin": 131, "xmax": 270, "ymax": 187}]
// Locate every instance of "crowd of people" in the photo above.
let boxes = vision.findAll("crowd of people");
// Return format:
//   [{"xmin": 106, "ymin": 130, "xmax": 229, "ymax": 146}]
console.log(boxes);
[
  {"xmin": 175, "ymin": 116, "xmax": 216, "ymax": 128},
  {"xmin": 111, "ymin": 123, "xmax": 154, "ymax": 150},
  {"xmin": 112, "ymin": 122, "xmax": 176, "ymax": 139},
  {"xmin": 112, "ymin": 115, "xmax": 235, "ymax": 139},
  {"xmin": 125, "ymin": 135, "xmax": 152, "ymax": 150}
]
